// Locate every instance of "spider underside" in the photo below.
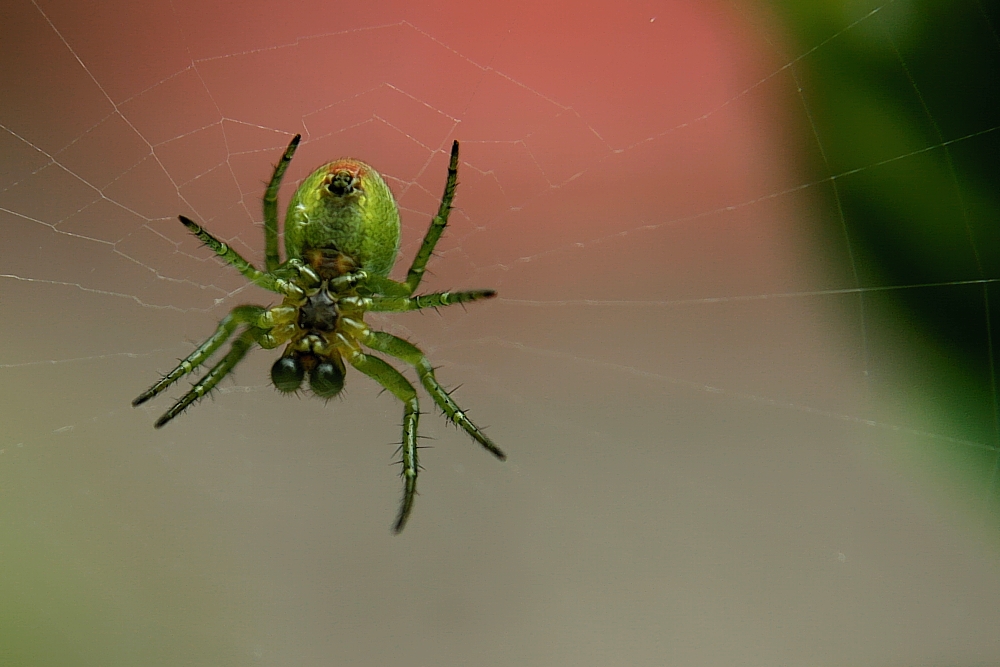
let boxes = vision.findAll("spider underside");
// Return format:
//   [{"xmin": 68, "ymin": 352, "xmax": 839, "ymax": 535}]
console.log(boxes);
[{"xmin": 133, "ymin": 136, "xmax": 505, "ymax": 532}]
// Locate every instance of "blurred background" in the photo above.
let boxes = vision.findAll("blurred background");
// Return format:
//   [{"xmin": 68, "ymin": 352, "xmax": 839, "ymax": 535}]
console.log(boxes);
[{"xmin": 2, "ymin": 0, "xmax": 999, "ymax": 665}]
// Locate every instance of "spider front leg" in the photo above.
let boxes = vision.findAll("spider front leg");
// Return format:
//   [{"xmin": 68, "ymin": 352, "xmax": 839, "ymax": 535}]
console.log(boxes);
[
  {"xmin": 151, "ymin": 326, "xmax": 263, "ymax": 428},
  {"xmin": 345, "ymin": 349, "xmax": 421, "ymax": 533},
  {"xmin": 363, "ymin": 330, "xmax": 506, "ymax": 461},
  {"xmin": 133, "ymin": 305, "xmax": 267, "ymax": 407}
]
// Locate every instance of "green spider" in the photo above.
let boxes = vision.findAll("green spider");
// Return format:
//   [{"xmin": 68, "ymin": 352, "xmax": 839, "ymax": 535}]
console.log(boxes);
[{"xmin": 133, "ymin": 135, "xmax": 505, "ymax": 532}]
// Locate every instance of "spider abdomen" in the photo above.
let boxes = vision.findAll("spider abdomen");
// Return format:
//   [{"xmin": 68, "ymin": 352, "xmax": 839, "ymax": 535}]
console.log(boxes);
[{"xmin": 284, "ymin": 158, "xmax": 401, "ymax": 277}]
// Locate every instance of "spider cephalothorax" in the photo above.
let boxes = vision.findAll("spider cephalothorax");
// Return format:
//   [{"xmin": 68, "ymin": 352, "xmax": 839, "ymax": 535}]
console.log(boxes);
[{"xmin": 133, "ymin": 136, "xmax": 505, "ymax": 532}]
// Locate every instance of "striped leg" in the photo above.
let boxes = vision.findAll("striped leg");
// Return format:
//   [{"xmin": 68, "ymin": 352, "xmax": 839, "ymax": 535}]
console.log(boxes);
[
  {"xmin": 363, "ymin": 330, "xmax": 505, "ymax": 461},
  {"xmin": 353, "ymin": 289, "xmax": 496, "ymax": 313},
  {"xmin": 151, "ymin": 327, "xmax": 260, "ymax": 428},
  {"xmin": 179, "ymin": 216, "xmax": 300, "ymax": 297},
  {"xmin": 263, "ymin": 134, "xmax": 301, "ymax": 271},
  {"xmin": 132, "ymin": 305, "xmax": 266, "ymax": 408},
  {"xmin": 346, "ymin": 350, "xmax": 420, "ymax": 533},
  {"xmin": 403, "ymin": 140, "xmax": 460, "ymax": 294}
]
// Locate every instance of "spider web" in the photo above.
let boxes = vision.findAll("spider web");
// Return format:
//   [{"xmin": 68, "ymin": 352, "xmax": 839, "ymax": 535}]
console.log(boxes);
[{"xmin": 2, "ymin": 0, "xmax": 1000, "ymax": 665}]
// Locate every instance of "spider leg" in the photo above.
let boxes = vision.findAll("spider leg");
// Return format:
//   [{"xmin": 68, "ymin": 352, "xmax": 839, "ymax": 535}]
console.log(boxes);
[
  {"xmin": 179, "ymin": 216, "xmax": 303, "ymax": 297},
  {"xmin": 345, "ymin": 350, "xmax": 420, "ymax": 533},
  {"xmin": 402, "ymin": 140, "xmax": 460, "ymax": 295},
  {"xmin": 357, "ymin": 289, "xmax": 496, "ymax": 313},
  {"xmin": 363, "ymin": 330, "xmax": 506, "ymax": 461},
  {"xmin": 132, "ymin": 305, "xmax": 267, "ymax": 407},
  {"xmin": 151, "ymin": 327, "xmax": 261, "ymax": 428},
  {"xmin": 263, "ymin": 134, "xmax": 301, "ymax": 272},
  {"xmin": 360, "ymin": 275, "xmax": 411, "ymax": 297}
]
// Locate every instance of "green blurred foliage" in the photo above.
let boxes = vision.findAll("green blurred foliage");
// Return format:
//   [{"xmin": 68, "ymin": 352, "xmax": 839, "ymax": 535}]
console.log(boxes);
[{"xmin": 768, "ymin": 0, "xmax": 1000, "ymax": 499}]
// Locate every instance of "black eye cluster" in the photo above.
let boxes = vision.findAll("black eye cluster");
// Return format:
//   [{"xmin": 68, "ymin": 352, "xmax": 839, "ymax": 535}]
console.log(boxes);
[
  {"xmin": 271, "ymin": 354, "xmax": 345, "ymax": 397},
  {"xmin": 270, "ymin": 285, "xmax": 345, "ymax": 397},
  {"xmin": 270, "ymin": 356, "xmax": 304, "ymax": 392}
]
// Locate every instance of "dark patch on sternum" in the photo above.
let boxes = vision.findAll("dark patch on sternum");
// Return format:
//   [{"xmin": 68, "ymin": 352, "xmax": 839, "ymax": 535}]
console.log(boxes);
[{"xmin": 298, "ymin": 287, "xmax": 338, "ymax": 332}]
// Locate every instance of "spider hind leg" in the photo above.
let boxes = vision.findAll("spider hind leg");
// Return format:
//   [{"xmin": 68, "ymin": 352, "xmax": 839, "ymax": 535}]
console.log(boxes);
[
  {"xmin": 263, "ymin": 134, "xmax": 301, "ymax": 272},
  {"xmin": 403, "ymin": 140, "xmax": 460, "ymax": 295}
]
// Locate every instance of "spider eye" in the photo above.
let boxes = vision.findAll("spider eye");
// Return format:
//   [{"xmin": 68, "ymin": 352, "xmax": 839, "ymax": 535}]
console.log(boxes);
[
  {"xmin": 327, "ymin": 170, "xmax": 356, "ymax": 196},
  {"xmin": 271, "ymin": 356, "xmax": 305, "ymax": 393},
  {"xmin": 310, "ymin": 360, "xmax": 345, "ymax": 398}
]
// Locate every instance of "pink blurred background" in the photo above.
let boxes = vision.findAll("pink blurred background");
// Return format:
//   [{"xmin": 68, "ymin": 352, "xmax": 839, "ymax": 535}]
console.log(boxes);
[{"xmin": 2, "ymin": 0, "xmax": 999, "ymax": 665}]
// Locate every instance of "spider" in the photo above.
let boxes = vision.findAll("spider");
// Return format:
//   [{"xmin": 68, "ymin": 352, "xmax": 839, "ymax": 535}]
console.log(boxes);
[{"xmin": 133, "ymin": 135, "xmax": 505, "ymax": 532}]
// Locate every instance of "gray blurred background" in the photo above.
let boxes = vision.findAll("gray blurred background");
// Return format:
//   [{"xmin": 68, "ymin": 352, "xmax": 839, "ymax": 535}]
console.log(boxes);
[{"xmin": 2, "ymin": 0, "xmax": 999, "ymax": 665}]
